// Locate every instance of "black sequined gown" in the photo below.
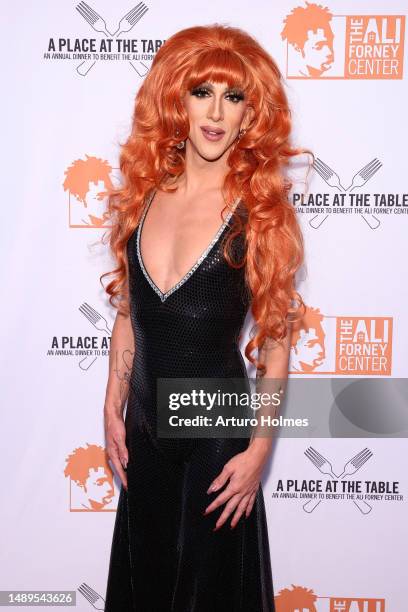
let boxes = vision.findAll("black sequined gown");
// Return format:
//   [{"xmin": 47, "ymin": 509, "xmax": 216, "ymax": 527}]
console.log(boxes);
[{"xmin": 104, "ymin": 189, "xmax": 275, "ymax": 612}]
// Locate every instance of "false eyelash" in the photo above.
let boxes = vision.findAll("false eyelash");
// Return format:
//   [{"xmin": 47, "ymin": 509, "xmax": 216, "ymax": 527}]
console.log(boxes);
[
  {"xmin": 229, "ymin": 91, "xmax": 245, "ymax": 101},
  {"xmin": 190, "ymin": 87, "xmax": 245, "ymax": 102},
  {"xmin": 191, "ymin": 87, "xmax": 210, "ymax": 96}
]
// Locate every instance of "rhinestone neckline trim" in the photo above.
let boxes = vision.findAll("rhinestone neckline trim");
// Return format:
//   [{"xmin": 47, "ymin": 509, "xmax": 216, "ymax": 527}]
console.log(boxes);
[{"xmin": 136, "ymin": 190, "xmax": 240, "ymax": 303}]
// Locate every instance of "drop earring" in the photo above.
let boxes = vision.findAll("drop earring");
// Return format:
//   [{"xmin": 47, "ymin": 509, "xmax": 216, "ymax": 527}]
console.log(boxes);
[
  {"xmin": 237, "ymin": 128, "xmax": 246, "ymax": 140},
  {"xmin": 175, "ymin": 127, "xmax": 185, "ymax": 149}
]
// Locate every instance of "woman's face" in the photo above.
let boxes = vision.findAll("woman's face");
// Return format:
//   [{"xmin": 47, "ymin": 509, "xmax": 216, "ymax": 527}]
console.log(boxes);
[{"xmin": 182, "ymin": 80, "xmax": 253, "ymax": 161}]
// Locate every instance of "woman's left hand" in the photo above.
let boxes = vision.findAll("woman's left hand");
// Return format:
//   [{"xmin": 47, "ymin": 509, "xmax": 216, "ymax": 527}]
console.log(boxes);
[{"xmin": 203, "ymin": 447, "xmax": 268, "ymax": 530}]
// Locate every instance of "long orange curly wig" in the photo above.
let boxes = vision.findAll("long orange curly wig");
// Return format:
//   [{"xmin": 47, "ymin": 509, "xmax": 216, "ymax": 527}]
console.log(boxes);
[{"xmin": 100, "ymin": 23, "xmax": 313, "ymax": 375}]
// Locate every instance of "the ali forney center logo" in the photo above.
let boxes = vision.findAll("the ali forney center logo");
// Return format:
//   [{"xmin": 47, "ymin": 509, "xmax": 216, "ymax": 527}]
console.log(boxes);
[
  {"xmin": 273, "ymin": 584, "xmax": 385, "ymax": 610},
  {"xmin": 43, "ymin": 2, "xmax": 165, "ymax": 77},
  {"xmin": 281, "ymin": 2, "xmax": 405, "ymax": 79},
  {"xmin": 62, "ymin": 154, "xmax": 119, "ymax": 228},
  {"xmin": 64, "ymin": 443, "xmax": 119, "ymax": 511},
  {"xmin": 289, "ymin": 305, "xmax": 392, "ymax": 375}
]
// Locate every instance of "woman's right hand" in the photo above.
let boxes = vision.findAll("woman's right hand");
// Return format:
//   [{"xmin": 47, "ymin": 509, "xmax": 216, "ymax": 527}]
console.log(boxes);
[{"xmin": 105, "ymin": 413, "xmax": 129, "ymax": 491}]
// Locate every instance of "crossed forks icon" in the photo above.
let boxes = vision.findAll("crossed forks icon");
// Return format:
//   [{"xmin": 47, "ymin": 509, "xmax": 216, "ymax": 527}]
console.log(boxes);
[
  {"xmin": 78, "ymin": 582, "xmax": 105, "ymax": 610},
  {"xmin": 77, "ymin": 302, "xmax": 112, "ymax": 370},
  {"xmin": 303, "ymin": 446, "xmax": 373, "ymax": 514},
  {"xmin": 309, "ymin": 157, "xmax": 382, "ymax": 230},
  {"xmin": 75, "ymin": 1, "xmax": 150, "ymax": 76}
]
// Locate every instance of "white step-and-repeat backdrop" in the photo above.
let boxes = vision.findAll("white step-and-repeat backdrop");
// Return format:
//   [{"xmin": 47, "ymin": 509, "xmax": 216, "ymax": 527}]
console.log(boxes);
[{"xmin": 2, "ymin": 1, "xmax": 407, "ymax": 610}]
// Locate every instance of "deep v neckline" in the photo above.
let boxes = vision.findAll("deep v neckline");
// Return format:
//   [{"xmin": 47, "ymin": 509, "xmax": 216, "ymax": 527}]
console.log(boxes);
[{"xmin": 136, "ymin": 189, "xmax": 240, "ymax": 303}]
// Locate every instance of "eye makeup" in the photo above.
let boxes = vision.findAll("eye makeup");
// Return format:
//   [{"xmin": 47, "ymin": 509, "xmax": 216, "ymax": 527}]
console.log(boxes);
[{"xmin": 190, "ymin": 82, "xmax": 245, "ymax": 103}]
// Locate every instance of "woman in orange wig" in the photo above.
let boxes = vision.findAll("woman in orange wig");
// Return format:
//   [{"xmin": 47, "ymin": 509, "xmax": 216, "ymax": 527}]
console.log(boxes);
[{"xmin": 102, "ymin": 22, "xmax": 310, "ymax": 612}]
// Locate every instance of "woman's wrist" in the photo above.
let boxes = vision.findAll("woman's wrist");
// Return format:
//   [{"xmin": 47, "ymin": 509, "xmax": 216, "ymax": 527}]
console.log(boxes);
[
  {"xmin": 246, "ymin": 436, "xmax": 273, "ymax": 461},
  {"xmin": 104, "ymin": 403, "xmax": 124, "ymax": 421}
]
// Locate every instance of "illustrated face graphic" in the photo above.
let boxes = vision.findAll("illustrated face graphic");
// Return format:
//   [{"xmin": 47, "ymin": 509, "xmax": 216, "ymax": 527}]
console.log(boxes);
[
  {"xmin": 85, "ymin": 179, "xmax": 106, "ymax": 214},
  {"xmin": 182, "ymin": 80, "xmax": 252, "ymax": 162},
  {"xmin": 63, "ymin": 155, "xmax": 114, "ymax": 227},
  {"xmin": 301, "ymin": 27, "xmax": 334, "ymax": 74},
  {"xmin": 84, "ymin": 466, "xmax": 114, "ymax": 505},
  {"xmin": 295, "ymin": 328, "xmax": 325, "ymax": 368}
]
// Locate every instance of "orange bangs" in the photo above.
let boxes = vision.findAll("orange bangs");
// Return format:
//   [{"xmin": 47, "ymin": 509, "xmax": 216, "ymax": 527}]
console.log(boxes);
[{"xmin": 182, "ymin": 48, "xmax": 252, "ymax": 93}]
